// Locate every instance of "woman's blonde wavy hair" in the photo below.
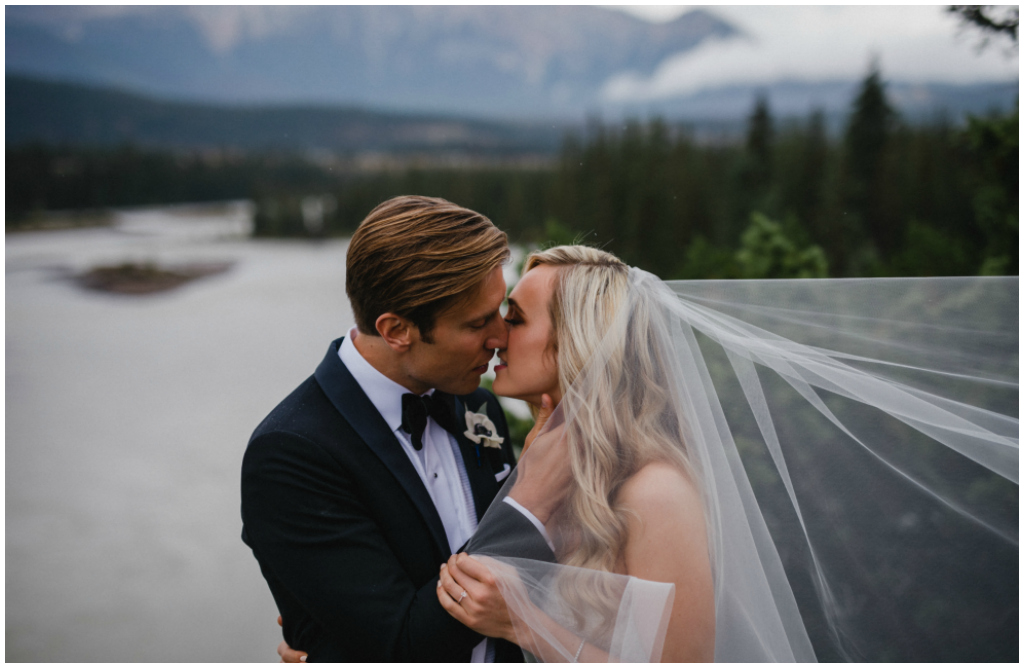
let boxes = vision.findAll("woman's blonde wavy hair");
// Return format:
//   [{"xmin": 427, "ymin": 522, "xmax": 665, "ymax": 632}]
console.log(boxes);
[{"xmin": 522, "ymin": 246, "xmax": 698, "ymax": 581}]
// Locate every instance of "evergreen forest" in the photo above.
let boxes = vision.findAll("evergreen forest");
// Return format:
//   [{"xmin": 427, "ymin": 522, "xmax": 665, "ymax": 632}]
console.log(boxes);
[{"xmin": 8, "ymin": 66, "xmax": 1018, "ymax": 279}]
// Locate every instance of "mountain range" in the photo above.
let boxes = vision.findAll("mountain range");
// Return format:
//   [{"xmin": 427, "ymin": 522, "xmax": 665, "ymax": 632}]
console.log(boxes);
[
  {"xmin": 6, "ymin": 5, "xmax": 735, "ymax": 119},
  {"xmin": 6, "ymin": 4, "xmax": 1017, "ymax": 147},
  {"xmin": 9, "ymin": 71, "xmax": 1019, "ymax": 155}
]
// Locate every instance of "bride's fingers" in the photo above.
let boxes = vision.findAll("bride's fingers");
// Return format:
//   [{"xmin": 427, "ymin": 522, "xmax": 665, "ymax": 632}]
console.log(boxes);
[
  {"xmin": 444, "ymin": 554, "xmax": 483, "ymax": 604},
  {"xmin": 454, "ymin": 554, "xmax": 496, "ymax": 588},
  {"xmin": 437, "ymin": 564, "xmax": 471, "ymax": 624},
  {"xmin": 437, "ymin": 575, "xmax": 470, "ymax": 623},
  {"xmin": 536, "ymin": 394, "xmax": 553, "ymax": 430},
  {"xmin": 452, "ymin": 554, "xmax": 497, "ymax": 610},
  {"xmin": 523, "ymin": 394, "xmax": 553, "ymax": 452},
  {"xmin": 454, "ymin": 554, "xmax": 507, "ymax": 615},
  {"xmin": 438, "ymin": 560, "xmax": 467, "ymax": 605}
]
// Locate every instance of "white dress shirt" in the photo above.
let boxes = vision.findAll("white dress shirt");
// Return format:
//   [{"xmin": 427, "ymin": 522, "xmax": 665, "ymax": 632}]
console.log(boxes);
[{"xmin": 338, "ymin": 329, "xmax": 492, "ymax": 662}]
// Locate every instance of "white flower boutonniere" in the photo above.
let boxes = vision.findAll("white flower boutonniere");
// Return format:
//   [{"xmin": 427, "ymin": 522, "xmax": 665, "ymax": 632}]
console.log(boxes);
[{"xmin": 464, "ymin": 405, "xmax": 505, "ymax": 449}]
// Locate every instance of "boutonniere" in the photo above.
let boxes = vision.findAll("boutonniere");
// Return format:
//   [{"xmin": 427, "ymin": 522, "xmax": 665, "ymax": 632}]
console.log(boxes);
[{"xmin": 464, "ymin": 405, "xmax": 504, "ymax": 450}]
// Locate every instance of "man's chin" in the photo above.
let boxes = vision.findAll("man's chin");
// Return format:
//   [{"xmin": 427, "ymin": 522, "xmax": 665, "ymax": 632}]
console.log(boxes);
[{"xmin": 441, "ymin": 377, "xmax": 482, "ymax": 396}]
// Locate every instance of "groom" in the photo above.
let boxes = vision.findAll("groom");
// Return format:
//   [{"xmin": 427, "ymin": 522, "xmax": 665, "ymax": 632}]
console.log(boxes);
[{"xmin": 241, "ymin": 196, "xmax": 550, "ymax": 662}]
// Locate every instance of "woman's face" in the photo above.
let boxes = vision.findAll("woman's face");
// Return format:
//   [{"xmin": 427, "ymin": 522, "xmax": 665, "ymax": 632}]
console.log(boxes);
[{"xmin": 492, "ymin": 264, "xmax": 561, "ymax": 407}]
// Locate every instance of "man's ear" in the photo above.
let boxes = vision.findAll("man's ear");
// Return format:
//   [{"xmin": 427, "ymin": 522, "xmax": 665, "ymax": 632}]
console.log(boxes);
[{"xmin": 376, "ymin": 313, "xmax": 418, "ymax": 352}]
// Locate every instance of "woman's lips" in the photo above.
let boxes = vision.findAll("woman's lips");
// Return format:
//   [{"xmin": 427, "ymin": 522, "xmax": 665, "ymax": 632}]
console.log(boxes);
[{"xmin": 494, "ymin": 363, "xmax": 507, "ymax": 372}]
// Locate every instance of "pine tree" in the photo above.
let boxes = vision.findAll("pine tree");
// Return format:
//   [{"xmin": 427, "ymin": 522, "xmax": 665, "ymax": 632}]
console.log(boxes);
[
  {"xmin": 745, "ymin": 94, "xmax": 774, "ymax": 194},
  {"xmin": 845, "ymin": 62, "xmax": 895, "ymax": 185},
  {"xmin": 797, "ymin": 110, "xmax": 828, "ymax": 227},
  {"xmin": 844, "ymin": 62, "xmax": 898, "ymax": 258}
]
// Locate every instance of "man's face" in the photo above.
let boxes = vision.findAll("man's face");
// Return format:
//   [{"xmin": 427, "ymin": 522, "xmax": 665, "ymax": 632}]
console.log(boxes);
[{"xmin": 405, "ymin": 265, "xmax": 508, "ymax": 395}]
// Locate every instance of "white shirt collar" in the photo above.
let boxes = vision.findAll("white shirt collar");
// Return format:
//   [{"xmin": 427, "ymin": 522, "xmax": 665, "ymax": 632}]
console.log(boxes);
[{"xmin": 338, "ymin": 327, "xmax": 432, "ymax": 433}]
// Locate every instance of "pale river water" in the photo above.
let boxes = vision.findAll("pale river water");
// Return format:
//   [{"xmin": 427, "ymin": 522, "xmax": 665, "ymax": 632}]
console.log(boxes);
[{"xmin": 6, "ymin": 202, "xmax": 365, "ymax": 661}]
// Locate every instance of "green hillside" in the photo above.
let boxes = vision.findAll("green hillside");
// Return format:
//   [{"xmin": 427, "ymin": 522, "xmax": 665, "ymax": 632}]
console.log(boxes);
[{"xmin": 5, "ymin": 76, "xmax": 563, "ymax": 155}]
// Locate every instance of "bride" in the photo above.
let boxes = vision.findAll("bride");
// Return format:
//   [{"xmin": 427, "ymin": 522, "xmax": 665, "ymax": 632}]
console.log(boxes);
[
  {"xmin": 435, "ymin": 245, "xmax": 1018, "ymax": 662},
  {"xmin": 438, "ymin": 246, "xmax": 715, "ymax": 661}
]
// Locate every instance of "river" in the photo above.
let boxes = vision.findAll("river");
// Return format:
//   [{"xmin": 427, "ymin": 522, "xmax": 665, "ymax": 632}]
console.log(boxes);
[{"xmin": 6, "ymin": 203, "xmax": 360, "ymax": 661}]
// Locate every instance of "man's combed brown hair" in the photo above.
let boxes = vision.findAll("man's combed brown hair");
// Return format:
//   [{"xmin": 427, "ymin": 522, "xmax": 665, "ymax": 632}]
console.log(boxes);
[{"xmin": 346, "ymin": 195, "xmax": 510, "ymax": 341}]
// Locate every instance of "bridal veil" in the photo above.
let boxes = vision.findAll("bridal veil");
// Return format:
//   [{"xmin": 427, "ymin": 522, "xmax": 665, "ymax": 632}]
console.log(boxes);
[{"xmin": 470, "ymin": 272, "xmax": 1018, "ymax": 662}]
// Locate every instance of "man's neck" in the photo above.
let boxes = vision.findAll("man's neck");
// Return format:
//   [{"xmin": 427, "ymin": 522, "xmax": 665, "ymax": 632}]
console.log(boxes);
[{"xmin": 350, "ymin": 329, "xmax": 431, "ymax": 395}]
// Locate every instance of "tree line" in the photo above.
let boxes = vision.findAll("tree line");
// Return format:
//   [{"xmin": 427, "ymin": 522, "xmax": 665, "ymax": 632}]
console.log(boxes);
[
  {"xmin": 546, "ymin": 68, "xmax": 1016, "ymax": 278},
  {"xmin": 7, "ymin": 66, "xmax": 1017, "ymax": 278}
]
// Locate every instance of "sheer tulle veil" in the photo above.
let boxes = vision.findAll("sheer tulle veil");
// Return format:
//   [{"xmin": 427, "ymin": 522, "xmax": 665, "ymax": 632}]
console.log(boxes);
[{"xmin": 470, "ymin": 270, "xmax": 1018, "ymax": 662}]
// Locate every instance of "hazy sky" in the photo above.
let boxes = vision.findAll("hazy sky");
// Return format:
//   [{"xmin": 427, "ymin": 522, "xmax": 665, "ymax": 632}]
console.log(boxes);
[{"xmin": 607, "ymin": 5, "xmax": 1019, "ymax": 100}]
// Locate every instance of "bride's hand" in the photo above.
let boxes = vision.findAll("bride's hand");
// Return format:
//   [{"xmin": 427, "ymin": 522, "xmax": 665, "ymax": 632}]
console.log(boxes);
[
  {"xmin": 508, "ymin": 394, "xmax": 572, "ymax": 525},
  {"xmin": 437, "ymin": 553, "xmax": 516, "ymax": 643},
  {"xmin": 522, "ymin": 393, "xmax": 555, "ymax": 454}
]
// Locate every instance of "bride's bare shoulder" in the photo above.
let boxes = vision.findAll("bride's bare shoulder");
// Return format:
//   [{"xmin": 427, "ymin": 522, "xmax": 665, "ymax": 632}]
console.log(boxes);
[
  {"xmin": 618, "ymin": 461, "xmax": 702, "ymax": 515},
  {"xmin": 616, "ymin": 461, "xmax": 711, "ymax": 587}
]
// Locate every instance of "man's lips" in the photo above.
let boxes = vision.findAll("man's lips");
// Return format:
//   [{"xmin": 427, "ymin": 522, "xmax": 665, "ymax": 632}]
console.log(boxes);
[{"xmin": 472, "ymin": 363, "xmax": 489, "ymax": 374}]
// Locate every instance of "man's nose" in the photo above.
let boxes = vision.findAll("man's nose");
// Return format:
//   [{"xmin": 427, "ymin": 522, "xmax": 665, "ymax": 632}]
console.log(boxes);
[{"xmin": 485, "ymin": 315, "xmax": 509, "ymax": 350}]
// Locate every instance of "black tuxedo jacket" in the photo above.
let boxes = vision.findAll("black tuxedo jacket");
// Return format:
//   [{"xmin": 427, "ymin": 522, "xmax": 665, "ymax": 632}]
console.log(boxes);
[{"xmin": 241, "ymin": 338, "xmax": 549, "ymax": 662}]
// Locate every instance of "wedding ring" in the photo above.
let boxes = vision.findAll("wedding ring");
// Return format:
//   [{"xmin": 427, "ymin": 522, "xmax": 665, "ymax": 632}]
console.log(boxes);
[{"xmin": 458, "ymin": 590, "xmax": 468, "ymax": 603}]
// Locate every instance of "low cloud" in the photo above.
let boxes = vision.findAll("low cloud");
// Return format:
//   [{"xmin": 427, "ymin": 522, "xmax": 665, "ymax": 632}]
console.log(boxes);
[{"xmin": 603, "ymin": 6, "xmax": 1018, "ymax": 102}]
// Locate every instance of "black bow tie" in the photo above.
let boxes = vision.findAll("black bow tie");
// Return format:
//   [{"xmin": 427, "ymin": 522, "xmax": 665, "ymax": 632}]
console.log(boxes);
[{"xmin": 400, "ymin": 392, "xmax": 459, "ymax": 451}]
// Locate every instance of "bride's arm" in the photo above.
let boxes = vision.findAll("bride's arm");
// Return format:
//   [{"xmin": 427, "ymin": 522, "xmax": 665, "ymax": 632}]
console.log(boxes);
[{"xmin": 618, "ymin": 463, "xmax": 716, "ymax": 662}]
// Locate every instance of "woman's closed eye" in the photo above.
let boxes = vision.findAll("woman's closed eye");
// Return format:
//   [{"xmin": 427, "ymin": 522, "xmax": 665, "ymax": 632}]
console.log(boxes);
[{"xmin": 504, "ymin": 303, "xmax": 523, "ymax": 327}]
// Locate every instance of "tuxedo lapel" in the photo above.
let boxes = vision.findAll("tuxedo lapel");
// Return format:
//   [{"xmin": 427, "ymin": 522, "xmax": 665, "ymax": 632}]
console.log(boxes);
[
  {"xmin": 453, "ymin": 396, "xmax": 501, "ymax": 522},
  {"xmin": 313, "ymin": 338, "xmax": 450, "ymax": 555}
]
